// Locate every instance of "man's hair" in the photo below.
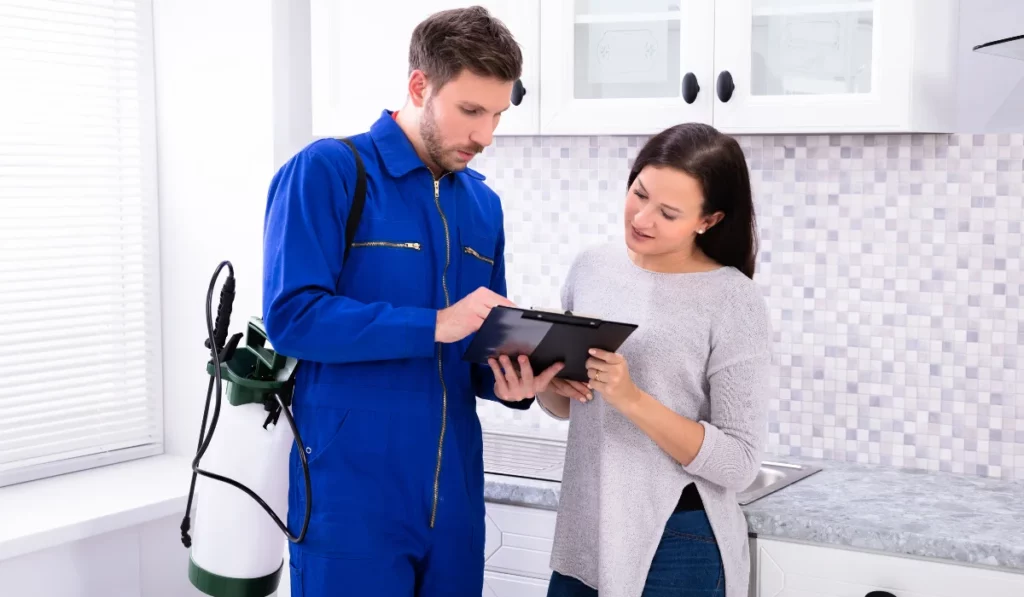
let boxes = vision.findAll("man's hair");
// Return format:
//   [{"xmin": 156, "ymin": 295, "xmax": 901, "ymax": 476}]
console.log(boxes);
[{"xmin": 408, "ymin": 6, "xmax": 523, "ymax": 91}]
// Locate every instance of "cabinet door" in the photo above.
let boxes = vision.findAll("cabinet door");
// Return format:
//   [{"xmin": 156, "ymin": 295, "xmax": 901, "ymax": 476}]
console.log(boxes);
[
  {"xmin": 539, "ymin": 0, "xmax": 715, "ymax": 135},
  {"xmin": 755, "ymin": 538, "xmax": 1024, "ymax": 597},
  {"xmin": 483, "ymin": 571, "xmax": 549, "ymax": 597},
  {"xmin": 310, "ymin": 1, "xmax": 540, "ymax": 138},
  {"xmin": 711, "ymin": 0, "xmax": 915, "ymax": 133}
]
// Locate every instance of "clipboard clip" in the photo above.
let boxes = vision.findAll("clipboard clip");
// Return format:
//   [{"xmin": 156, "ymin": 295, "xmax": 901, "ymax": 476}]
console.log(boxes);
[{"xmin": 520, "ymin": 309, "xmax": 602, "ymax": 328}]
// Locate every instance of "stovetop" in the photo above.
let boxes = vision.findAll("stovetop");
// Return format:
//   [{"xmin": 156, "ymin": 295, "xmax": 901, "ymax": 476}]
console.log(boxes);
[{"xmin": 481, "ymin": 430, "xmax": 566, "ymax": 483}]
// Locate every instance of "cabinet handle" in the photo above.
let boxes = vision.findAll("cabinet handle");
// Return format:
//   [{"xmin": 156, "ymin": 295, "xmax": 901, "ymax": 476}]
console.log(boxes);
[
  {"xmin": 681, "ymin": 72, "xmax": 700, "ymax": 104},
  {"xmin": 716, "ymin": 71, "xmax": 735, "ymax": 102},
  {"xmin": 865, "ymin": 592, "xmax": 896, "ymax": 597},
  {"xmin": 511, "ymin": 78, "xmax": 526, "ymax": 106}
]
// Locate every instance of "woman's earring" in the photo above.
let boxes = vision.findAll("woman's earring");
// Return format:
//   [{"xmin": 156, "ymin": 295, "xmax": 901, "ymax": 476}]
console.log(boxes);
[{"xmin": 698, "ymin": 228, "xmax": 706, "ymax": 234}]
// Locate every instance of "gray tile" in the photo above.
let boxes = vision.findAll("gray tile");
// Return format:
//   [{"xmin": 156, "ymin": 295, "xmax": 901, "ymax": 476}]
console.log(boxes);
[{"xmin": 472, "ymin": 132, "xmax": 1024, "ymax": 482}]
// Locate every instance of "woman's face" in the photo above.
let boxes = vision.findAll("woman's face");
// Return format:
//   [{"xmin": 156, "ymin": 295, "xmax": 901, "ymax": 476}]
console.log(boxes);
[{"xmin": 624, "ymin": 165, "xmax": 713, "ymax": 256}]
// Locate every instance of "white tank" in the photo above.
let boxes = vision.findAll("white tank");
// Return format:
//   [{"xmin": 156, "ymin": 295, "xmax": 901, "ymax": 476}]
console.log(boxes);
[{"xmin": 185, "ymin": 314, "xmax": 305, "ymax": 597}]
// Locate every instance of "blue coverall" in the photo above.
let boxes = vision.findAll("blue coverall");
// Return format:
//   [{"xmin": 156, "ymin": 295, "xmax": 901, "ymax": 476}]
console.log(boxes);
[{"xmin": 262, "ymin": 110, "xmax": 532, "ymax": 596}]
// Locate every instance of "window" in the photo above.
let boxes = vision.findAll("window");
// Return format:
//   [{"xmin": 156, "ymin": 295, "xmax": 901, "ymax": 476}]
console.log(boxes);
[{"xmin": 0, "ymin": 0, "xmax": 163, "ymax": 488}]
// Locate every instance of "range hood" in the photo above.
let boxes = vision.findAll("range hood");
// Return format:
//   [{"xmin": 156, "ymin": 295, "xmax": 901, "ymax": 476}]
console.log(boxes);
[{"xmin": 973, "ymin": 34, "xmax": 1024, "ymax": 61}]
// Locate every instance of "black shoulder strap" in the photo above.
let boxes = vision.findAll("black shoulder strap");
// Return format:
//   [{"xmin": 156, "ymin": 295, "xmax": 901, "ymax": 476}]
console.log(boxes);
[{"xmin": 338, "ymin": 137, "xmax": 367, "ymax": 264}]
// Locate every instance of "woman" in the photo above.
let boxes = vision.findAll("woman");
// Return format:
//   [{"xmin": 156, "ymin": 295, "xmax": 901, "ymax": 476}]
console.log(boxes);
[{"xmin": 539, "ymin": 122, "xmax": 771, "ymax": 597}]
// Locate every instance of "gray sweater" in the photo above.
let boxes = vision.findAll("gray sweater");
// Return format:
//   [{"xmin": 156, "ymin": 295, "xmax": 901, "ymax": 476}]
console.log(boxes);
[{"xmin": 541, "ymin": 243, "xmax": 772, "ymax": 597}]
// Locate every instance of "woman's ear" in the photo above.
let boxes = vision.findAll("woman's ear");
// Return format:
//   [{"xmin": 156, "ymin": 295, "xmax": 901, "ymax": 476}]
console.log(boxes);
[{"xmin": 703, "ymin": 211, "xmax": 725, "ymax": 231}]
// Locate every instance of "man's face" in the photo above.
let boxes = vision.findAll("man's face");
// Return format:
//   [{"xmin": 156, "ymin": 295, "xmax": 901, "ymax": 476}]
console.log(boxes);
[{"xmin": 419, "ymin": 69, "xmax": 513, "ymax": 172}]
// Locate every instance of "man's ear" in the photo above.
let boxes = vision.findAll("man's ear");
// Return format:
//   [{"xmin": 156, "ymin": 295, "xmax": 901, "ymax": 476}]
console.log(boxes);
[{"xmin": 408, "ymin": 70, "xmax": 429, "ymax": 108}]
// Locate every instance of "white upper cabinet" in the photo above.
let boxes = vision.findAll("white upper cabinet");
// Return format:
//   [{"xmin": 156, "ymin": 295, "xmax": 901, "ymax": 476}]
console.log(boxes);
[
  {"xmin": 711, "ymin": 0, "xmax": 959, "ymax": 133},
  {"xmin": 539, "ymin": 0, "xmax": 715, "ymax": 135},
  {"xmin": 310, "ymin": 0, "xmax": 981, "ymax": 136},
  {"xmin": 309, "ymin": 0, "xmax": 539, "ymax": 138}
]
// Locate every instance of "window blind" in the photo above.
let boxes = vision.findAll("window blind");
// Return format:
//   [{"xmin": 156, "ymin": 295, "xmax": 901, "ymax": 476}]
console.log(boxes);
[{"xmin": 0, "ymin": 0, "xmax": 163, "ymax": 488}]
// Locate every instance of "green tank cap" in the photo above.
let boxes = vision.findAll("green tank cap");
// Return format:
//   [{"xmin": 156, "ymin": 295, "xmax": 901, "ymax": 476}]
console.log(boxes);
[{"xmin": 206, "ymin": 317, "xmax": 299, "ymax": 407}]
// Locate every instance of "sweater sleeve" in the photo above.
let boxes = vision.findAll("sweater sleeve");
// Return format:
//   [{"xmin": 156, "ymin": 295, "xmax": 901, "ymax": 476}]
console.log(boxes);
[{"xmin": 682, "ymin": 282, "xmax": 773, "ymax": 491}]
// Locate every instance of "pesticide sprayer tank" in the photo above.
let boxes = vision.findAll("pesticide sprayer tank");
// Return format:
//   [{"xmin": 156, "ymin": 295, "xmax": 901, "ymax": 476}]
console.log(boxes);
[{"xmin": 188, "ymin": 317, "xmax": 299, "ymax": 597}]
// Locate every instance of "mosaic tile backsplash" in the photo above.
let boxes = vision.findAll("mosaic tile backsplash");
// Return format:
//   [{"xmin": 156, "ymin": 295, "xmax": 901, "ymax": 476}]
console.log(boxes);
[{"xmin": 470, "ymin": 132, "xmax": 1024, "ymax": 482}]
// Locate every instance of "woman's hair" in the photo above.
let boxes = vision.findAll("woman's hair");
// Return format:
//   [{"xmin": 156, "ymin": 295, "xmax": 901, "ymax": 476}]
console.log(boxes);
[{"xmin": 627, "ymin": 123, "xmax": 758, "ymax": 279}]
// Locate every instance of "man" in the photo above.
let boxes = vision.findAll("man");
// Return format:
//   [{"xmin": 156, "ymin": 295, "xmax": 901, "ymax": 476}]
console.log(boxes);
[{"xmin": 261, "ymin": 6, "xmax": 563, "ymax": 597}]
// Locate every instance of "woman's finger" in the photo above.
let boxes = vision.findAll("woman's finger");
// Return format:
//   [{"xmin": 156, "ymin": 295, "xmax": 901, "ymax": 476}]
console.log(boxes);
[{"xmin": 553, "ymin": 378, "xmax": 588, "ymax": 402}]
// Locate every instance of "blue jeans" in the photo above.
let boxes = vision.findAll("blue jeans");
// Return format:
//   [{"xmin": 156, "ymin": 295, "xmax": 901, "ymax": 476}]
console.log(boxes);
[{"xmin": 546, "ymin": 509, "xmax": 725, "ymax": 597}]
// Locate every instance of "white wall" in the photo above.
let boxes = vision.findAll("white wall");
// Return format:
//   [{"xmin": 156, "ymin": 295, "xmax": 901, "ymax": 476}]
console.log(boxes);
[{"xmin": 156, "ymin": 0, "xmax": 313, "ymax": 461}]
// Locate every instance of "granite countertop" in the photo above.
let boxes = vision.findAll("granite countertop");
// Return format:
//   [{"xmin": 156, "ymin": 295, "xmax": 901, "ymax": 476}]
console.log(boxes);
[{"xmin": 483, "ymin": 454, "xmax": 1024, "ymax": 573}]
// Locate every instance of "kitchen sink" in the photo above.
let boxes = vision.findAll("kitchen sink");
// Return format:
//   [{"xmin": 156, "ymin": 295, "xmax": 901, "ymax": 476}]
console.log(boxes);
[
  {"xmin": 481, "ymin": 431, "xmax": 823, "ymax": 506},
  {"xmin": 737, "ymin": 460, "xmax": 823, "ymax": 505}
]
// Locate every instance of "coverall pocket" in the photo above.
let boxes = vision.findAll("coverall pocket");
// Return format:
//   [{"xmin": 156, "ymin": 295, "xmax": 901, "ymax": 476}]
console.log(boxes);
[
  {"xmin": 339, "ymin": 216, "xmax": 430, "ymax": 306},
  {"xmin": 457, "ymin": 229, "xmax": 497, "ymax": 299},
  {"xmin": 298, "ymin": 404, "xmax": 389, "ymax": 467}
]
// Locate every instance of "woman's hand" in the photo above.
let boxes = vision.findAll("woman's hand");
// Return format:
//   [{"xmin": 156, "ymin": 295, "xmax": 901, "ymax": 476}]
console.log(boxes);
[
  {"xmin": 549, "ymin": 378, "xmax": 592, "ymax": 403},
  {"xmin": 489, "ymin": 355, "xmax": 564, "ymax": 402},
  {"xmin": 586, "ymin": 348, "xmax": 641, "ymax": 410}
]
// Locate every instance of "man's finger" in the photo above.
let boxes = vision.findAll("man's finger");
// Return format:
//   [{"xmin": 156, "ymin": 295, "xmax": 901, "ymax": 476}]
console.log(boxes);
[
  {"xmin": 535, "ymin": 362, "xmax": 564, "ymax": 388},
  {"xmin": 499, "ymin": 355, "xmax": 521, "ymax": 395},
  {"xmin": 489, "ymin": 358, "xmax": 509, "ymax": 399},
  {"xmin": 518, "ymin": 356, "xmax": 535, "ymax": 393},
  {"xmin": 476, "ymin": 288, "xmax": 516, "ymax": 308}
]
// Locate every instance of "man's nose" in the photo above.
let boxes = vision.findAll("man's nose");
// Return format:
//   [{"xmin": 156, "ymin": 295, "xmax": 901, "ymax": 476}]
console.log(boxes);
[{"xmin": 470, "ymin": 123, "xmax": 493, "ymax": 149}]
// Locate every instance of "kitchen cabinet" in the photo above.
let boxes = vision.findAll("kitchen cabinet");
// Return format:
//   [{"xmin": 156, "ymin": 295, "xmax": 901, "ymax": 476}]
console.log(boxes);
[
  {"xmin": 309, "ymin": 0, "xmax": 540, "ymax": 137},
  {"xmin": 710, "ymin": 0, "xmax": 958, "ymax": 134},
  {"xmin": 310, "ymin": 1, "xmax": 993, "ymax": 135},
  {"xmin": 483, "ymin": 502, "xmax": 556, "ymax": 597},
  {"xmin": 538, "ymin": 0, "xmax": 716, "ymax": 134},
  {"xmin": 541, "ymin": 0, "xmax": 961, "ymax": 135},
  {"xmin": 751, "ymin": 537, "xmax": 1024, "ymax": 597}
]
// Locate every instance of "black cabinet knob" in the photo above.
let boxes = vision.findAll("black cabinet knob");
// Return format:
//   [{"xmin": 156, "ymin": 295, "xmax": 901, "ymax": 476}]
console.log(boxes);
[
  {"xmin": 865, "ymin": 592, "xmax": 896, "ymax": 597},
  {"xmin": 511, "ymin": 79, "xmax": 526, "ymax": 106},
  {"xmin": 716, "ymin": 71, "xmax": 735, "ymax": 102},
  {"xmin": 681, "ymin": 72, "xmax": 700, "ymax": 104}
]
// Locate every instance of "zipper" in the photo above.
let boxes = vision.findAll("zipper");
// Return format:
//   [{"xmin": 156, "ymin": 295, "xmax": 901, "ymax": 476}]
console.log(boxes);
[
  {"xmin": 463, "ymin": 246, "xmax": 494, "ymax": 265},
  {"xmin": 349, "ymin": 241, "xmax": 422, "ymax": 250},
  {"xmin": 430, "ymin": 175, "xmax": 450, "ymax": 529}
]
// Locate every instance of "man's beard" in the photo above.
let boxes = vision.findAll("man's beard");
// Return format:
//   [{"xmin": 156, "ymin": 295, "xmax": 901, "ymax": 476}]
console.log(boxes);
[{"xmin": 421, "ymin": 99, "xmax": 481, "ymax": 173}]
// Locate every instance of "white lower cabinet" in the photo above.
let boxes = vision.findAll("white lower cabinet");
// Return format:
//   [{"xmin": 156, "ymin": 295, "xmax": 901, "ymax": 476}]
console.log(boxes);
[
  {"xmin": 483, "ymin": 502, "xmax": 557, "ymax": 597},
  {"xmin": 752, "ymin": 537, "xmax": 1024, "ymax": 597}
]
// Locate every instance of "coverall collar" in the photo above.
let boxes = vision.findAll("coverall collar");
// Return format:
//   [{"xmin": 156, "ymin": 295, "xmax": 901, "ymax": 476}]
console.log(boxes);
[{"xmin": 370, "ymin": 109, "xmax": 486, "ymax": 181}]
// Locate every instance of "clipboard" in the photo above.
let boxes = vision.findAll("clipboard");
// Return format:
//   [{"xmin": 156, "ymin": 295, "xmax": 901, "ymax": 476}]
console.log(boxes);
[{"xmin": 461, "ymin": 306, "xmax": 638, "ymax": 382}]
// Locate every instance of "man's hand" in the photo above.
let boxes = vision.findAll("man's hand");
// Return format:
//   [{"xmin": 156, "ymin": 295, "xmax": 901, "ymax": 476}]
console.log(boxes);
[
  {"xmin": 489, "ymin": 355, "xmax": 564, "ymax": 402},
  {"xmin": 435, "ymin": 287, "xmax": 514, "ymax": 344}
]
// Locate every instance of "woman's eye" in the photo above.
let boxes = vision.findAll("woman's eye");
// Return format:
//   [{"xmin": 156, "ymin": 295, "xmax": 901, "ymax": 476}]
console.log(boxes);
[
  {"xmin": 634, "ymin": 191, "xmax": 648, "ymax": 201},
  {"xmin": 661, "ymin": 212, "xmax": 677, "ymax": 221}
]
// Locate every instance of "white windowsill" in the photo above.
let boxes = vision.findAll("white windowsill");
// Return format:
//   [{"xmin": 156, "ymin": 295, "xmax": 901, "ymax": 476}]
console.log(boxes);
[{"xmin": 0, "ymin": 454, "xmax": 194, "ymax": 561}]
